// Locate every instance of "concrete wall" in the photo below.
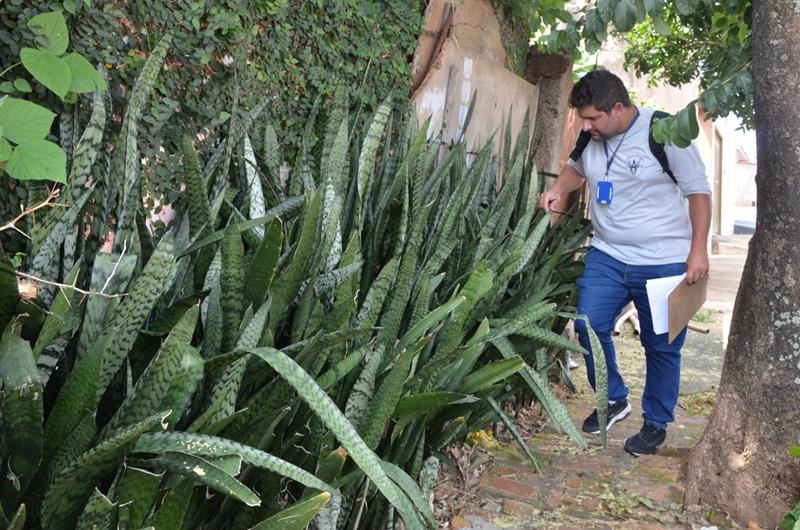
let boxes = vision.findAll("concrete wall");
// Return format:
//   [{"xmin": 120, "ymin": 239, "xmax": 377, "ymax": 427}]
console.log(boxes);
[{"xmin": 411, "ymin": 0, "xmax": 540, "ymax": 171}]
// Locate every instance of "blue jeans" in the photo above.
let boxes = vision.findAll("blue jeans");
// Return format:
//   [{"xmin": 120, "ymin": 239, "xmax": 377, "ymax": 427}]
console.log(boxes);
[{"xmin": 573, "ymin": 247, "xmax": 688, "ymax": 430}]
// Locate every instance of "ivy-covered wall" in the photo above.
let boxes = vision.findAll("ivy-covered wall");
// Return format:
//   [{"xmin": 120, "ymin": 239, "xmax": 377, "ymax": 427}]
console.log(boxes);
[{"xmin": 0, "ymin": 0, "xmax": 424, "ymax": 208}]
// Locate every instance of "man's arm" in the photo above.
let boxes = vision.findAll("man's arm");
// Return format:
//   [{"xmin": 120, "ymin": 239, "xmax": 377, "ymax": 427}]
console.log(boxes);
[
  {"xmin": 538, "ymin": 163, "xmax": 585, "ymax": 212},
  {"xmin": 686, "ymin": 193, "xmax": 711, "ymax": 284}
]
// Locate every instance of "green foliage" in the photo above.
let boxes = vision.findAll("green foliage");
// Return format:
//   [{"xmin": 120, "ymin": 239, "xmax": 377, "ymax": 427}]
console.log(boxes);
[
  {"xmin": 542, "ymin": 0, "xmax": 753, "ymax": 141},
  {"xmin": 0, "ymin": 1, "xmax": 423, "ymax": 215},
  {"xmin": 0, "ymin": 36, "xmax": 594, "ymax": 528},
  {"xmin": 0, "ymin": 10, "xmax": 104, "ymax": 184}
]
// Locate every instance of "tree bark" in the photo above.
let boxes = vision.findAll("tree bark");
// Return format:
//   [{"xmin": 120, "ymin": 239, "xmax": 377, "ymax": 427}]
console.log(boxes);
[{"xmin": 684, "ymin": 1, "xmax": 800, "ymax": 526}]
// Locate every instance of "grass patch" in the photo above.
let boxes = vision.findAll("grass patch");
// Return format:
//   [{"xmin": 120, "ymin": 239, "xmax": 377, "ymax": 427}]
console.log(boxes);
[
  {"xmin": 691, "ymin": 308, "xmax": 718, "ymax": 324},
  {"xmin": 678, "ymin": 391, "xmax": 717, "ymax": 416}
]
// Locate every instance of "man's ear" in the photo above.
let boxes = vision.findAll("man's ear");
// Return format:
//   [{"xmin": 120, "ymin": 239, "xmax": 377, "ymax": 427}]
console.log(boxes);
[{"xmin": 611, "ymin": 101, "xmax": 625, "ymax": 116}]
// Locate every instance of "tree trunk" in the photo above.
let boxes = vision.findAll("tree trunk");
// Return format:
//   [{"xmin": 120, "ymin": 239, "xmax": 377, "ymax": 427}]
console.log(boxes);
[{"xmin": 684, "ymin": 1, "xmax": 800, "ymax": 526}]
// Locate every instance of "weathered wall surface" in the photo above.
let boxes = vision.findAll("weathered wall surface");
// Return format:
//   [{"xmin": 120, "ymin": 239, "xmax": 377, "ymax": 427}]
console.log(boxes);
[{"xmin": 411, "ymin": 0, "xmax": 541, "ymax": 171}]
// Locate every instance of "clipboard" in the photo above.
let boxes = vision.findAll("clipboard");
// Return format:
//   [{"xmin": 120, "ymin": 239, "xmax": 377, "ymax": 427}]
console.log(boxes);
[{"xmin": 667, "ymin": 275, "xmax": 708, "ymax": 343}]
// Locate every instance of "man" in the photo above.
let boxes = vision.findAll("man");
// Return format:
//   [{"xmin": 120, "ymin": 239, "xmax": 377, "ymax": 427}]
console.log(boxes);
[{"xmin": 539, "ymin": 69, "xmax": 711, "ymax": 456}]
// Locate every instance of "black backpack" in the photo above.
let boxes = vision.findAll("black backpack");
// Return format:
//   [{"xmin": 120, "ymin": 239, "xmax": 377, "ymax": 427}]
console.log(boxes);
[{"xmin": 568, "ymin": 110, "xmax": 677, "ymax": 184}]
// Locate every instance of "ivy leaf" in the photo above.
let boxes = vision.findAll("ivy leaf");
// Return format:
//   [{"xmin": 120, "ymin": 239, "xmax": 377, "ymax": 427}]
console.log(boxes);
[
  {"xmin": 613, "ymin": 0, "xmax": 638, "ymax": 32},
  {"xmin": 63, "ymin": 52, "xmax": 100, "ymax": 93},
  {"xmin": 26, "ymin": 11, "xmax": 69, "ymax": 56},
  {"xmin": 20, "ymin": 48, "xmax": 72, "ymax": 99},
  {"xmin": 0, "ymin": 82, "xmax": 14, "ymax": 94},
  {"xmin": 13, "ymin": 79, "xmax": 32, "ymax": 93},
  {"xmin": 4, "ymin": 139, "xmax": 67, "ymax": 182},
  {"xmin": 0, "ymin": 97, "xmax": 56, "ymax": 145}
]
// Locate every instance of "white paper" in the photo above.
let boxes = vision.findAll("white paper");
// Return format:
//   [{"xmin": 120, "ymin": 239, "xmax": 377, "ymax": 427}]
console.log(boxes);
[{"xmin": 645, "ymin": 273, "xmax": 687, "ymax": 335}]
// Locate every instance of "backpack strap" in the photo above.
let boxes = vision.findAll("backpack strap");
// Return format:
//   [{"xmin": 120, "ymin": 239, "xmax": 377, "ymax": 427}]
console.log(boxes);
[
  {"xmin": 568, "ymin": 129, "xmax": 592, "ymax": 163},
  {"xmin": 649, "ymin": 110, "xmax": 677, "ymax": 184}
]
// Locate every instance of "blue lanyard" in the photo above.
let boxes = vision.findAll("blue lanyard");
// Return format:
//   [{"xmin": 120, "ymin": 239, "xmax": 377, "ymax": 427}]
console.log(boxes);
[{"xmin": 602, "ymin": 110, "xmax": 640, "ymax": 180}]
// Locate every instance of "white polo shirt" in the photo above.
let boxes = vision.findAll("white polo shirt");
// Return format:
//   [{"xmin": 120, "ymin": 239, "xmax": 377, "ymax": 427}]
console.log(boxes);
[{"xmin": 567, "ymin": 106, "xmax": 711, "ymax": 265}]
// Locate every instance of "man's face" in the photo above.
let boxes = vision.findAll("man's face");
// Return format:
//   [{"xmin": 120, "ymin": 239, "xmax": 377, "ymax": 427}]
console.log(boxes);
[{"xmin": 577, "ymin": 103, "xmax": 624, "ymax": 140}]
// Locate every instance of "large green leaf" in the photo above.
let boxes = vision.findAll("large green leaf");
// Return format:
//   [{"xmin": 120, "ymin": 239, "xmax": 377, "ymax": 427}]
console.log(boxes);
[
  {"xmin": 26, "ymin": 10, "xmax": 69, "ymax": 55},
  {"xmin": 20, "ymin": 48, "xmax": 71, "ymax": 99},
  {"xmin": 62, "ymin": 52, "xmax": 105, "ymax": 93},
  {"xmin": 0, "ymin": 97, "xmax": 56, "ymax": 145}
]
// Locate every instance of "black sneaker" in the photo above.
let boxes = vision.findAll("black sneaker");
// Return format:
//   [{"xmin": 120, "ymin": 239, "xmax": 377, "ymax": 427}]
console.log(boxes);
[
  {"xmin": 581, "ymin": 400, "xmax": 632, "ymax": 434},
  {"xmin": 624, "ymin": 423, "xmax": 667, "ymax": 456}
]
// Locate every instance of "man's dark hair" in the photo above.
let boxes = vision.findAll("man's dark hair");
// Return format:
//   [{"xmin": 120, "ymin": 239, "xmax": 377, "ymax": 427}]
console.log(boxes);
[{"xmin": 569, "ymin": 69, "xmax": 632, "ymax": 113}]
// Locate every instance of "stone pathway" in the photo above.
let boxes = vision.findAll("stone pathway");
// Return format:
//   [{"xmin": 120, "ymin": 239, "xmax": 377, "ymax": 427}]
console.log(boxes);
[{"xmin": 447, "ymin": 310, "xmax": 728, "ymax": 530}]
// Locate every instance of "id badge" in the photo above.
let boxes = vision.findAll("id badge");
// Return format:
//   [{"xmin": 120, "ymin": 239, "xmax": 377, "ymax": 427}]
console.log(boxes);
[{"xmin": 597, "ymin": 180, "xmax": 613, "ymax": 205}]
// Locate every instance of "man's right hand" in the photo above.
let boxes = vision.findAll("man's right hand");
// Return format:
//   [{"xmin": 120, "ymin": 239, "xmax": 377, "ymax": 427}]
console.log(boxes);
[{"xmin": 538, "ymin": 188, "xmax": 562, "ymax": 212}]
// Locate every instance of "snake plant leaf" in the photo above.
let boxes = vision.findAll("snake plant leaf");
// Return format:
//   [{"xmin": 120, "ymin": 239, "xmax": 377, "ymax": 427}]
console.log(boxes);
[
  {"xmin": 315, "ymin": 343, "xmax": 369, "ymax": 391},
  {"xmin": 493, "ymin": 336, "xmax": 587, "ymax": 449},
  {"xmin": 344, "ymin": 344, "xmax": 384, "ymax": 429},
  {"xmin": 486, "ymin": 397, "xmax": 540, "ymax": 470},
  {"xmin": 359, "ymin": 336, "xmax": 431, "ymax": 450},
  {"xmin": 393, "ymin": 392, "xmax": 472, "ymax": 419},
  {"xmin": 159, "ymin": 345, "xmax": 204, "ymax": 428},
  {"xmin": 178, "ymin": 195, "xmax": 304, "ymax": 257},
  {"xmin": 182, "ymin": 134, "xmax": 211, "ymax": 238},
  {"xmin": 352, "ymin": 256, "xmax": 399, "ymax": 331},
  {"xmin": 76, "ymin": 251, "xmax": 138, "ymax": 359},
  {"xmin": 43, "ymin": 233, "xmax": 177, "ymax": 462},
  {"xmin": 394, "ymin": 296, "xmax": 465, "ymax": 353},
  {"xmin": 113, "ymin": 33, "xmax": 173, "ymax": 252},
  {"xmin": 459, "ymin": 356, "xmax": 525, "ymax": 395},
  {"xmin": 379, "ymin": 461, "xmax": 436, "ymax": 530},
  {"xmin": 511, "ymin": 325, "xmax": 587, "ymax": 355},
  {"xmin": 141, "ymin": 478, "xmax": 193, "ymax": 530},
  {"xmin": 31, "ymin": 264, "xmax": 83, "ymax": 360},
  {"xmin": 111, "ymin": 466, "xmax": 162, "ymax": 529},
  {"xmin": 357, "ymin": 96, "xmax": 392, "ymax": 222},
  {"xmin": 245, "ymin": 219, "xmax": 282, "ymax": 308},
  {"xmin": 0, "ymin": 318, "xmax": 42, "ymax": 508},
  {"xmin": 74, "ymin": 488, "xmax": 116, "ymax": 530},
  {"xmin": 261, "ymin": 123, "xmax": 281, "ymax": 190},
  {"xmin": 189, "ymin": 354, "xmax": 248, "ymax": 433},
  {"xmin": 244, "ymin": 134, "xmax": 267, "ymax": 238},
  {"xmin": 269, "ymin": 190, "xmax": 322, "ymax": 332},
  {"xmin": 248, "ymin": 347, "xmax": 429, "ymax": 530},
  {"xmin": 578, "ymin": 315, "xmax": 609, "ymax": 448},
  {"xmin": 250, "ymin": 492, "xmax": 331, "ymax": 530},
  {"xmin": 146, "ymin": 451, "xmax": 260, "ymax": 507},
  {"xmin": 220, "ymin": 223, "xmax": 245, "ymax": 352},
  {"xmin": 41, "ymin": 411, "xmax": 170, "ymax": 530},
  {"xmin": 133, "ymin": 432, "xmax": 331, "ymax": 493},
  {"xmin": 103, "ymin": 306, "xmax": 199, "ymax": 435},
  {"xmin": 29, "ymin": 184, "xmax": 95, "ymax": 301},
  {"xmin": 302, "ymin": 448, "xmax": 346, "ymax": 500}
]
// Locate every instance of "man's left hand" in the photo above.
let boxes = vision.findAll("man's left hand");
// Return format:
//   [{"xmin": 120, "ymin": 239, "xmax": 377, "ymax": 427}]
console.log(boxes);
[{"xmin": 686, "ymin": 248, "xmax": 709, "ymax": 285}]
